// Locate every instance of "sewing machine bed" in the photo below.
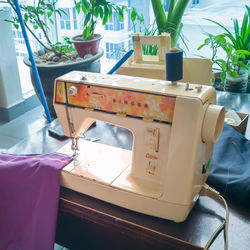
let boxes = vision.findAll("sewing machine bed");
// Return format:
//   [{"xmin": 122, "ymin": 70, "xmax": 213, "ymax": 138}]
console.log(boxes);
[
  {"xmin": 59, "ymin": 140, "xmax": 132, "ymax": 185},
  {"xmin": 58, "ymin": 139, "xmax": 178, "ymax": 220}
]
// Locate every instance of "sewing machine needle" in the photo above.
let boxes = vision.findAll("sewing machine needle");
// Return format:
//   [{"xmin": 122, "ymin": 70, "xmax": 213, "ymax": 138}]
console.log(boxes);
[{"xmin": 88, "ymin": 137, "xmax": 101, "ymax": 142}]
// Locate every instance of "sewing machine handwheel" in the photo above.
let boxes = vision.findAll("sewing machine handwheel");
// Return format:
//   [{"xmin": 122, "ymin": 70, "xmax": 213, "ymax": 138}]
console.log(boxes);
[{"xmin": 202, "ymin": 104, "xmax": 225, "ymax": 143}]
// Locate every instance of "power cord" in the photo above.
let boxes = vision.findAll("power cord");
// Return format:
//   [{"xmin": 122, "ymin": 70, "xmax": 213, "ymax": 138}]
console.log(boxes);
[{"xmin": 200, "ymin": 184, "xmax": 229, "ymax": 250}]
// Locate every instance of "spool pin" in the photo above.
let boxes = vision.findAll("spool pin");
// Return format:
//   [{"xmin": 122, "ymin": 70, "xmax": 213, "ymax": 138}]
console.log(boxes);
[{"xmin": 165, "ymin": 48, "xmax": 183, "ymax": 86}]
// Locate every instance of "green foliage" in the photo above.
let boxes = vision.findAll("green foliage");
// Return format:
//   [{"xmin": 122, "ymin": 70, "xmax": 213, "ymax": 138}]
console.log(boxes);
[
  {"xmin": 142, "ymin": 22, "xmax": 158, "ymax": 56},
  {"xmin": 198, "ymin": 5, "xmax": 250, "ymax": 81},
  {"xmin": 130, "ymin": 8, "xmax": 158, "ymax": 56},
  {"xmin": 3, "ymin": 0, "xmax": 74, "ymax": 56},
  {"xmin": 204, "ymin": 5, "xmax": 250, "ymax": 63},
  {"xmin": 74, "ymin": 0, "xmax": 127, "ymax": 40},
  {"xmin": 198, "ymin": 34, "xmax": 249, "ymax": 82},
  {"xmin": 54, "ymin": 37, "xmax": 76, "ymax": 54},
  {"xmin": 151, "ymin": 0, "xmax": 190, "ymax": 47}
]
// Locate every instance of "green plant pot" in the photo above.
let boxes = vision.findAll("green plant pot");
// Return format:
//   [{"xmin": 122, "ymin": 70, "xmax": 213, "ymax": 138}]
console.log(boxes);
[
  {"xmin": 224, "ymin": 71, "xmax": 248, "ymax": 93},
  {"xmin": 247, "ymin": 74, "xmax": 250, "ymax": 93},
  {"xmin": 211, "ymin": 72, "xmax": 224, "ymax": 91},
  {"xmin": 24, "ymin": 48, "xmax": 104, "ymax": 118}
]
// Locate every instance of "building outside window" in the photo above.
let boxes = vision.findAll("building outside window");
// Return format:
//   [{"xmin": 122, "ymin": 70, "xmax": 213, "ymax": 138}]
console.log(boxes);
[
  {"xmin": 0, "ymin": 0, "xmax": 248, "ymax": 96},
  {"xmin": 60, "ymin": 8, "xmax": 71, "ymax": 30},
  {"xmin": 105, "ymin": 12, "xmax": 124, "ymax": 31},
  {"xmin": 192, "ymin": 0, "xmax": 199, "ymax": 5},
  {"xmin": 105, "ymin": 42, "xmax": 125, "ymax": 60},
  {"xmin": 72, "ymin": 7, "xmax": 78, "ymax": 30}
]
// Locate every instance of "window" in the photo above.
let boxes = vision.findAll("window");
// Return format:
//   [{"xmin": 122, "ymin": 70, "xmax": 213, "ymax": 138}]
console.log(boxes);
[
  {"xmin": 16, "ymin": 52, "xmax": 26, "ymax": 57},
  {"xmin": 192, "ymin": 0, "xmax": 199, "ymax": 5},
  {"xmin": 106, "ymin": 42, "xmax": 125, "ymax": 60},
  {"xmin": 72, "ymin": 7, "xmax": 78, "ymax": 30},
  {"xmin": 164, "ymin": 0, "xmax": 170, "ymax": 11},
  {"xmin": 13, "ymin": 30, "xmax": 23, "ymax": 39},
  {"xmin": 17, "ymin": 40, "xmax": 25, "ymax": 44},
  {"xmin": 105, "ymin": 13, "xmax": 124, "ymax": 31},
  {"xmin": 1, "ymin": 0, "xmax": 247, "ymax": 97},
  {"xmin": 60, "ymin": 8, "xmax": 71, "ymax": 30}
]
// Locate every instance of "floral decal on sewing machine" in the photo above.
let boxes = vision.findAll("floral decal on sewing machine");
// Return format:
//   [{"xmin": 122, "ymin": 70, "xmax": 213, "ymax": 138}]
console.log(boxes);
[{"xmin": 55, "ymin": 81, "xmax": 176, "ymax": 123}]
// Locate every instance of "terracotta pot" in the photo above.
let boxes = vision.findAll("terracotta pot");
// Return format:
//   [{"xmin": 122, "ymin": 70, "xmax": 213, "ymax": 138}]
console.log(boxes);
[{"xmin": 71, "ymin": 34, "xmax": 103, "ymax": 58}]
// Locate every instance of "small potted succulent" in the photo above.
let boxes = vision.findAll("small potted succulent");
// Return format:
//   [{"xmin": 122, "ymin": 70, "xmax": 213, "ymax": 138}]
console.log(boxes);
[{"xmin": 72, "ymin": 0, "xmax": 127, "ymax": 57}]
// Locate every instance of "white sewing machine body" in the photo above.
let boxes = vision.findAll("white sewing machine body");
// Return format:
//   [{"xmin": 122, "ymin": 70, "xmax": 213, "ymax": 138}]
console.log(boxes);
[{"xmin": 54, "ymin": 71, "xmax": 224, "ymax": 222}]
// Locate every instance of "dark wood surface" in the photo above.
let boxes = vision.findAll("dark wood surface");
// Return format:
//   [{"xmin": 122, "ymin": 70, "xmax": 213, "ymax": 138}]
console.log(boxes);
[{"xmin": 4, "ymin": 91, "xmax": 250, "ymax": 250}]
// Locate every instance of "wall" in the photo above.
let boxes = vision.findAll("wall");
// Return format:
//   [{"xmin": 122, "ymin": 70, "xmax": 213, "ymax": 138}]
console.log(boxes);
[{"xmin": 0, "ymin": 9, "xmax": 39, "ymax": 122}]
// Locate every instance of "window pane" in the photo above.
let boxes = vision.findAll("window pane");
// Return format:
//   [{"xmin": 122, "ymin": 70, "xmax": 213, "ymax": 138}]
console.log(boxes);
[
  {"xmin": 72, "ymin": 7, "xmax": 77, "ymax": 30},
  {"xmin": 66, "ymin": 21, "xmax": 71, "ymax": 30},
  {"xmin": 60, "ymin": 8, "xmax": 71, "ymax": 30}
]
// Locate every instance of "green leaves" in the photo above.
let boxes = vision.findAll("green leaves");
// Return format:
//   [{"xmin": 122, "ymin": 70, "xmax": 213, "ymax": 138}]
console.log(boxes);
[
  {"xmin": 84, "ymin": 12, "xmax": 91, "ymax": 27},
  {"xmin": 204, "ymin": 5, "xmax": 250, "ymax": 53},
  {"xmin": 198, "ymin": 31, "xmax": 249, "ymax": 79},
  {"xmin": 102, "ymin": 5, "xmax": 109, "ymax": 25},
  {"xmin": 151, "ymin": 0, "xmax": 189, "ymax": 47},
  {"xmin": 13, "ymin": 23, "xmax": 19, "ymax": 30},
  {"xmin": 53, "ymin": 37, "xmax": 75, "ymax": 54},
  {"xmin": 98, "ymin": 7, "xmax": 103, "ymax": 18},
  {"xmin": 117, "ymin": 6, "xmax": 125, "ymax": 22},
  {"xmin": 131, "ymin": 7, "xmax": 139, "ymax": 22},
  {"xmin": 74, "ymin": 0, "xmax": 127, "ymax": 40},
  {"xmin": 235, "ymin": 50, "xmax": 250, "ymax": 56},
  {"xmin": 5, "ymin": 0, "xmax": 75, "ymax": 55},
  {"xmin": 198, "ymin": 5, "xmax": 250, "ymax": 81},
  {"xmin": 75, "ymin": 1, "xmax": 81, "ymax": 14},
  {"xmin": 47, "ymin": 11, "xmax": 53, "ymax": 18}
]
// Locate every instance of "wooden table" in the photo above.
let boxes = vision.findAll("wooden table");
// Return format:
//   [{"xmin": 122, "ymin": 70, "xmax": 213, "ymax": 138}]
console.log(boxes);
[{"xmin": 4, "ymin": 91, "xmax": 250, "ymax": 250}]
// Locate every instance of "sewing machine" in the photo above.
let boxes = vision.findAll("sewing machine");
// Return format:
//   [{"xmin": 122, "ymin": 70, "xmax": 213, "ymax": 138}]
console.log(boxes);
[{"xmin": 54, "ymin": 71, "xmax": 225, "ymax": 222}]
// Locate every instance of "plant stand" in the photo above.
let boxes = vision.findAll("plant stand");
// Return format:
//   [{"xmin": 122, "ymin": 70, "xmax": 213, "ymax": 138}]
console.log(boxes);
[{"xmin": 116, "ymin": 33, "xmax": 213, "ymax": 85}]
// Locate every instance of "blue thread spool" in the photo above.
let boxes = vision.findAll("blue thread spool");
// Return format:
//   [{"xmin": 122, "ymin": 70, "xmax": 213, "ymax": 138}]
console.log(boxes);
[{"xmin": 166, "ymin": 48, "xmax": 183, "ymax": 84}]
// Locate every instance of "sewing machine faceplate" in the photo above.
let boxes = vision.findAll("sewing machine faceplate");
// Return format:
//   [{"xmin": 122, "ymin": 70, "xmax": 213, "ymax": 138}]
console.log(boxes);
[{"xmin": 55, "ymin": 80, "xmax": 176, "ymax": 123}]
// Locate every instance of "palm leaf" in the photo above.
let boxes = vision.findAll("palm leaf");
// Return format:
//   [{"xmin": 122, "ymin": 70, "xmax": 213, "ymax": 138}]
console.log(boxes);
[
  {"xmin": 240, "ymin": 9, "xmax": 248, "ymax": 42},
  {"xmin": 167, "ymin": 0, "xmax": 175, "ymax": 22},
  {"xmin": 204, "ymin": 18, "xmax": 237, "ymax": 47},
  {"xmin": 246, "ymin": 34, "xmax": 250, "ymax": 50},
  {"xmin": 233, "ymin": 18, "xmax": 241, "ymax": 49}
]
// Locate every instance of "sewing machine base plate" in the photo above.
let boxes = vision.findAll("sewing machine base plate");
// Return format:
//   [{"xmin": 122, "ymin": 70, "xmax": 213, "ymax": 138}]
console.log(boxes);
[{"xmin": 58, "ymin": 140, "xmax": 194, "ymax": 222}]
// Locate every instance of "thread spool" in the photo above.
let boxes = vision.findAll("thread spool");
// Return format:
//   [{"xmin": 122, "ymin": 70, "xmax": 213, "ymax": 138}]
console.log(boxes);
[{"xmin": 166, "ymin": 48, "xmax": 183, "ymax": 84}]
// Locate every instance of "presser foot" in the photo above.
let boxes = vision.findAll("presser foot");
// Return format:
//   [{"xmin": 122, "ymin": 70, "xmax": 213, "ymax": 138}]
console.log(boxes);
[{"xmin": 71, "ymin": 137, "xmax": 80, "ymax": 159}]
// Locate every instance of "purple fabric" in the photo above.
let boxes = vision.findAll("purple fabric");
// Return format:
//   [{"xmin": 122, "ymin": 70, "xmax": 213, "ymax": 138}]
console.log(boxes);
[{"xmin": 0, "ymin": 153, "xmax": 72, "ymax": 250}]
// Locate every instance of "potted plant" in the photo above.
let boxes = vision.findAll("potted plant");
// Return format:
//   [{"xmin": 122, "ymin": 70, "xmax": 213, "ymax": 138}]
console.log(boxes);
[
  {"xmin": 151, "ymin": 0, "xmax": 190, "ymax": 47},
  {"xmin": 130, "ymin": 8, "xmax": 159, "ymax": 56},
  {"xmin": 197, "ymin": 5, "xmax": 250, "ymax": 93},
  {"xmin": 198, "ymin": 33, "xmax": 249, "ymax": 92},
  {"xmin": 3, "ymin": 0, "xmax": 104, "ymax": 117},
  {"xmin": 72, "ymin": 0, "xmax": 127, "ymax": 57}
]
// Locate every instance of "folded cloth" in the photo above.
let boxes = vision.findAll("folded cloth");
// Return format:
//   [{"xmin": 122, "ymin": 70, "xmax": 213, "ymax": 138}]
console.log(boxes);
[
  {"xmin": 0, "ymin": 153, "xmax": 72, "ymax": 250},
  {"xmin": 208, "ymin": 123, "xmax": 250, "ymax": 208}
]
